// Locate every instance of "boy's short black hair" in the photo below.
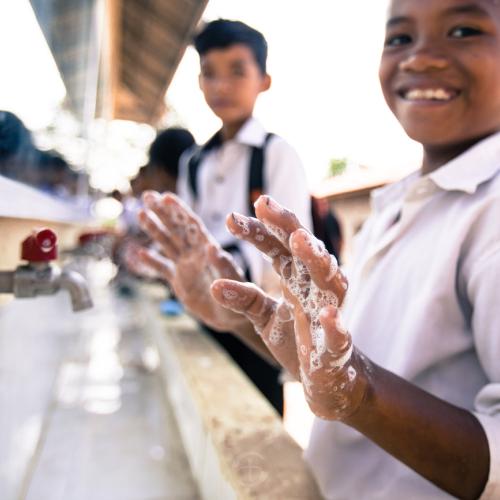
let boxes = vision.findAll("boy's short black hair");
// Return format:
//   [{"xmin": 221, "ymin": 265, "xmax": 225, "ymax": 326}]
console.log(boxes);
[
  {"xmin": 0, "ymin": 110, "xmax": 33, "ymax": 159},
  {"xmin": 148, "ymin": 128, "xmax": 195, "ymax": 178},
  {"xmin": 193, "ymin": 19, "xmax": 268, "ymax": 74},
  {"xmin": 38, "ymin": 150, "xmax": 70, "ymax": 173}
]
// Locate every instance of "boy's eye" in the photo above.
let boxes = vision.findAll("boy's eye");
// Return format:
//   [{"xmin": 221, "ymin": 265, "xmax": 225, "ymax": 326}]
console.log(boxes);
[
  {"xmin": 449, "ymin": 26, "xmax": 483, "ymax": 38},
  {"xmin": 201, "ymin": 70, "xmax": 214, "ymax": 80},
  {"xmin": 230, "ymin": 64, "xmax": 246, "ymax": 77},
  {"xmin": 385, "ymin": 34, "xmax": 412, "ymax": 47}
]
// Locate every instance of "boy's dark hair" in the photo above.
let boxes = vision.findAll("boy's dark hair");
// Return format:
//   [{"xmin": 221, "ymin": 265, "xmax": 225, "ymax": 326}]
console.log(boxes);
[
  {"xmin": 0, "ymin": 110, "xmax": 34, "ymax": 160},
  {"xmin": 193, "ymin": 19, "xmax": 268, "ymax": 74},
  {"xmin": 148, "ymin": 128, "xmax": 195, "ymax": 178},
  {"xmin": 38, "ymin": 150, "xmax": 70, "ymax": 173}
]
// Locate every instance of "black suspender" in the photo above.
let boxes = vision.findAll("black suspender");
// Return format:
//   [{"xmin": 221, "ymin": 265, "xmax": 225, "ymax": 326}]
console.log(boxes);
[
  {"xmin": 247, "ymin": 132, "xmax": 274, "ymax": 215},
  {"xmin": 187, "ymin": 132, "xmax": 274, "ymax": 217},
  {"xmin": 187, "ymin": 132, "xmax": 222, "ymax": 198}
]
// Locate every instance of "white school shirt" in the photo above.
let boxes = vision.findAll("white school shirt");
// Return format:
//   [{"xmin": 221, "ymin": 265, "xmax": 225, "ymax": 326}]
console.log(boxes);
[
  {"xmin": 178, "ymin": 117, "xmax": 312, "ymax": 288},
  {"xmin": 305, "ymin": 132, "xmax": 500, "ymax": 499}
]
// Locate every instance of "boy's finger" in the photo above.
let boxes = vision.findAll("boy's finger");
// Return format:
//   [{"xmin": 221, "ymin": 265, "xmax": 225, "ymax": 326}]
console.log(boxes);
[
  {"xmin": 289, "ymin": 228, "xmax": 348, "ymax": 305},
  {"xmin": 207, "ymin": 245, "xmax": 245, "ymax": 282},
  {"xmin": 291, "ymin": 301, "xmax": 316, "ymax": 361},
  {"xmin": 254, "ymin": 195, "xmax": 304, "ymax": 247},
  {"xmin": 145, "ymin": 192, "xmax": 212, "ymax": 251},
  {"xmin": 138, "ymin": 209, "xmax": 179, "ymax": 260},
  {"xmin": 263, "ymin": 300, "xmax": 301, "ymax": 379},
  {"xmin": 319, "ymin": 306, "xmax": 353, "ymax": 371},
  {"xmin": 226, "ymin": 212, "xmax": 289, "ymax": 261},
  {"xmin": 142, "ymin": 189, "xmax": 162, "ymax": 204},
  {"xmin": 138, "ymin": 248, "xmax": 175, "ymax": 284},
  {"xmin": 211, "ymin": 279, "xmax": 277, "ymax": 333},
  {"xmin": 144, "ymin": 193, "xmax": 193, "ymax": 250}
]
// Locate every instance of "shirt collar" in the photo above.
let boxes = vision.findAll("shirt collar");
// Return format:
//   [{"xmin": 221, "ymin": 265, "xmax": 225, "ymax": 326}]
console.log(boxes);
[
  {"xmin": 234, "ymin": 117, "xmax": 267, "ymax": 147},
  {"xmin": 429, "ymin": 131, "xmax": 500, "ymax": 194},
  {"xmin": 200, "ymin": 117, "xmax": 267, "ymax": 152},
  {"xmin": 371, "ymin": 170, "xmax": 420, "ymax": 212},
  {"xmin": 372, "ymin": 131, "xmax": 500, "ymax": 211}
]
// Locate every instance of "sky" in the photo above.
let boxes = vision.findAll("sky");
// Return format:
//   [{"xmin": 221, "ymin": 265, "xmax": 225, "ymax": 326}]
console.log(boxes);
[
  {"xmin": 0, "ymin": 0, "xmax": 423, "ymax": 192},
  {"xmin": 0, "ymin": 1, "xmax": 66, "ymax": 129}
]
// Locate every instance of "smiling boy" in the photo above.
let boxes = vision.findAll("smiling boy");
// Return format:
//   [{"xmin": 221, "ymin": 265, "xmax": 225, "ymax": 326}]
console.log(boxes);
[{"xmin": 139, "ymin": 1, "xmax": 500, "ymax": 498}]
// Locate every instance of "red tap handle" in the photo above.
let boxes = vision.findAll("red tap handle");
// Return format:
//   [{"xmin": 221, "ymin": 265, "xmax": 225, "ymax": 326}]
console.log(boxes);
[
  {"xmin": 21, "ymin": 228, "xmax": 58, "ymax": 262},
  {"xmin": 78, "ymin": 230, "xmax": 109, "ymax": 246}
]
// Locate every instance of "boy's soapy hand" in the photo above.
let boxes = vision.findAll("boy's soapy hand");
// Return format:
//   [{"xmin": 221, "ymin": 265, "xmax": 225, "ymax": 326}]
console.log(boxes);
[
  {"xmin": 214, "ymin": 196, "xmax": 370, "ymax": 420},
  {"xmin": 137, "ymin": 191, "xmax": 249, "ymax": 332},
  {"xmin": 210, "ymin": 279, "xmax": 300, "ymax": 378}
]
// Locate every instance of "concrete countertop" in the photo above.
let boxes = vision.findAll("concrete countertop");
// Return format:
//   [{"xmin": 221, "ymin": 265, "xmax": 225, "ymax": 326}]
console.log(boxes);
[
  {"xmin": 141, "ymin": 285, "xmax": 322, "ymax": 500},
  {"xmin": 0, "ymin": 175, "xmax": 89, "ymax": 223}
]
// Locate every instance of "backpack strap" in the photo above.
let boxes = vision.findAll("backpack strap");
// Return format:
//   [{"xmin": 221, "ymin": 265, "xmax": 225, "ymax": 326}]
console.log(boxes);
[
  {"xmin": 248, "ymin": 132, "xmax": 274, "ymax": 216},
  {"xmin": 188, "ymin": 131, "xmax": 274, "ymax": 217}
]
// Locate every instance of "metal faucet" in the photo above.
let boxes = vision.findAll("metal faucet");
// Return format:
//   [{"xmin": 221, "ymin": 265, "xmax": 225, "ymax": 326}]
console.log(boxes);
[{"xmin": 0, "ymin": 228, "xmax": 93, "ymax": 312}]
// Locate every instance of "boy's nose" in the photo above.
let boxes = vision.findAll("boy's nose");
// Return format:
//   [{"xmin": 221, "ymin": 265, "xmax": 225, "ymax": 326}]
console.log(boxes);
[
  {"xmin": 399, "ymin": 51, "xmax": 448, "ymax": 72},
  {"xmin": 212, "ymin": 76, "xmax": 232, "ymax": 92}
]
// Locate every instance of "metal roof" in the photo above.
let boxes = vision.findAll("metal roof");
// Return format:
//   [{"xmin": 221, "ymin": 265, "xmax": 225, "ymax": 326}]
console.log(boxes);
[{"xmin": 30, "ymin": 0, "xmax": 208, "ymax": 125}]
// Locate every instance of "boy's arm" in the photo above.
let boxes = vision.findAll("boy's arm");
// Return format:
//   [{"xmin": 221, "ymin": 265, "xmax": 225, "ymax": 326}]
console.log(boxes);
[
  {"xmin": 215, "ymin": 195, "xmax": 492, "ymax": 500},
  {"xmin": 345, "ymin": 367, "xmax": 490, "ymax": 500}
]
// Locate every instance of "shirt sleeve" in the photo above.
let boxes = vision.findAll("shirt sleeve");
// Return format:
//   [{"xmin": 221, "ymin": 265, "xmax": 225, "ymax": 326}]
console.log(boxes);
[
  {"xmin": 466, "ymin": 244, "xmax": 500, "ymax": 499},
  {"xmin": 264, "ymin": 136, "xmax": 312, "ymax": 231}
]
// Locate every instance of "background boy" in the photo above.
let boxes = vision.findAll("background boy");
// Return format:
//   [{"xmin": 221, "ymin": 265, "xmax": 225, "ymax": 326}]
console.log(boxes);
[
  {"xmin": 176, "ymin": 19, "xmax": 312, "ymax": 414},
  {"xmin": 178, "ymin": 18, "xmax": 311, "ymax": 286},
  {"xmin": 148, "ymin": 127, "xmax": 195, "ymax": 194}
]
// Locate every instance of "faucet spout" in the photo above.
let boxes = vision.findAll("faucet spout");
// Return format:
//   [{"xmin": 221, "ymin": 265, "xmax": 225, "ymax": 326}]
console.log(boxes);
[
  {"xmin": 58, "ymin": 269, "xmax": 93, "ymax": 311},
  {"xmin": 0, "ymin": 264, "xmax": 93, "ymax": 312},
  {"xmin": 1, "ymin": 229, "xmax": 93, "ymax": 312}
]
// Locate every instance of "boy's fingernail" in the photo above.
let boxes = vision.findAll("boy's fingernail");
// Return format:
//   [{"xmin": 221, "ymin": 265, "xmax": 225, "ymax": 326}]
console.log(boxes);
[
  {"xmin": 231, "ymin": 213, "xmax": 251, "ymax": 235},
  {"xmin": 232, "ymin": 212, "xmax": 248, "ymax": 223},
  {"xmin": 266, "ymin": 196, "xmax": 281, "ymax": 211},
  {"xmin": 254, "ymin": 194, "xmax": 267, "ymax": 207},
  {"xmin": 143, "ymin": 192, "xmax": 157, "ymax": 208}
]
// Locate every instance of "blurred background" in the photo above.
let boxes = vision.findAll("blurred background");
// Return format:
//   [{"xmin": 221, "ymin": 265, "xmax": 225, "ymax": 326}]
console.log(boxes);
[{"xmin": 0, "ymin": 0, "xmax": 422, "ymax": 199}]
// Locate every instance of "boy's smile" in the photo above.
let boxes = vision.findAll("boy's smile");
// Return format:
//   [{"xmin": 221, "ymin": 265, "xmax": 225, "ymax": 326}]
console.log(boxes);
[{"xmin": 379, "ymin": 0, "xmax": 500, "ymax": 168}]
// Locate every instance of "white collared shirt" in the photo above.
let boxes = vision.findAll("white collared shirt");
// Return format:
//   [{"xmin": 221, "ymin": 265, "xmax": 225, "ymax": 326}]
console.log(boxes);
[
  {"xmin": 306, "ymin": 132, "xmax": 500, "ymax": 499},
  {"xmin": 178, "ymin": 117, "xmax": 312, "ymax": 288}
]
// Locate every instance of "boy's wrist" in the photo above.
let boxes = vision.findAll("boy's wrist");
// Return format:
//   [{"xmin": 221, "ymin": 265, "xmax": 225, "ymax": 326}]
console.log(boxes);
[{"xmin": 341, "ymin": 351, "xmax": 378, "ymax": 426}]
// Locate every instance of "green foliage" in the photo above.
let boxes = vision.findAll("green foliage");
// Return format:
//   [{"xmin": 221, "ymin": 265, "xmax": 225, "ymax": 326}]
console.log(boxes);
[{"xmin": 329, "ymin": 157, "xmax": 348, "ymax": 177}]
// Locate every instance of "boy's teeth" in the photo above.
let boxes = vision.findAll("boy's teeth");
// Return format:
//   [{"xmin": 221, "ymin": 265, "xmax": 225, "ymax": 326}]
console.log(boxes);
[{"xmin": 405, "ymin": 88, "xmax": 452, "ymax": 101}]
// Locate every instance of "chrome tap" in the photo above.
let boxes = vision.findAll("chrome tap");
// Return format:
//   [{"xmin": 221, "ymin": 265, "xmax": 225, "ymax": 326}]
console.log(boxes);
[{"xmin": 0, "ymin": 228, "xmax": 93, "ymax": 312}]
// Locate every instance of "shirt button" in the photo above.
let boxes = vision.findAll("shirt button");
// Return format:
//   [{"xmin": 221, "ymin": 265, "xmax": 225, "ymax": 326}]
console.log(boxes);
[
  {"xmin": 212, "ymin": 213, "xmax": 223, "ymax": 222},
  {"xmin": 215, "ymin": 175, "xmax": 225, "ymax": 183}
]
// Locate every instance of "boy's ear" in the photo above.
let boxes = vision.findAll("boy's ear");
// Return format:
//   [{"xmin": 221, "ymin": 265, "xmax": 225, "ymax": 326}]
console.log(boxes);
[{"xmin": 260, "ymin": 74, "xmax": 271, "ymax": 92}]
